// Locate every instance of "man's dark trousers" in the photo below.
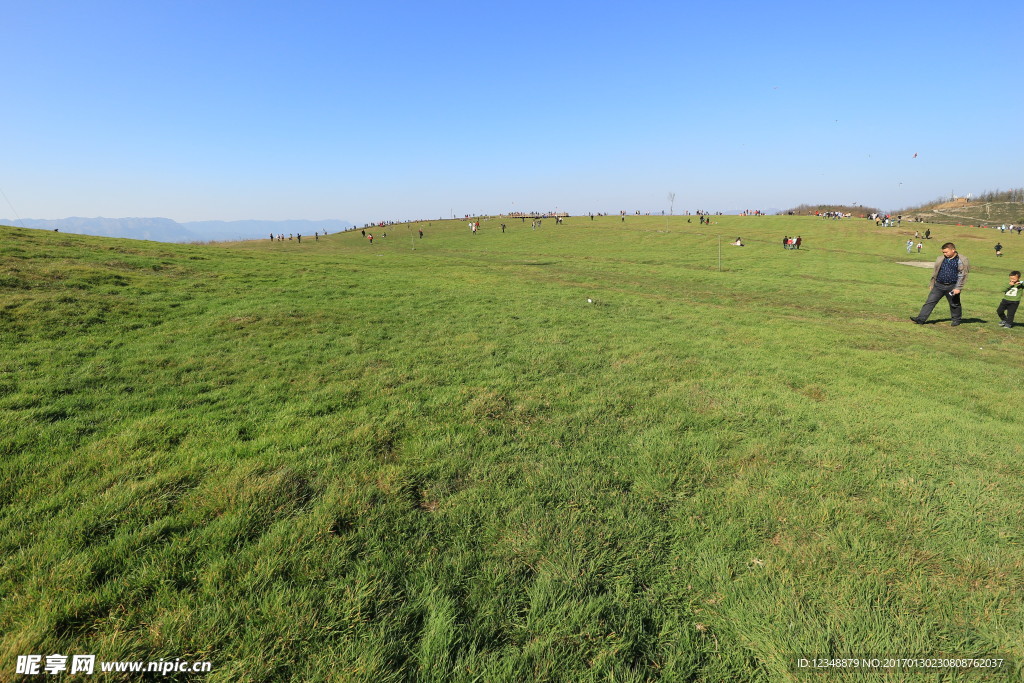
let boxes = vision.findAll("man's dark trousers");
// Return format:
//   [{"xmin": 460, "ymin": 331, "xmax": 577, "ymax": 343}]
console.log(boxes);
[{"xmin": 917, "ymin": 282, "xmax": 961, "ymax": 323}]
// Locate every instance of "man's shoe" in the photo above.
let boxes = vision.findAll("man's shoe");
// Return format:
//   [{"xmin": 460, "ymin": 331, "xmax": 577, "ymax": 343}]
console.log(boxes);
[
  {"xmin": 999, "ymin": 321, "xmax": 1008, "ymax": 327},
  {"xmin": 950, "ymin": 321, "xmax": 961, "ymax": 326},
  {"xmin": 909, "ymin": 317, "xmax": 924, "ymax": 324}
]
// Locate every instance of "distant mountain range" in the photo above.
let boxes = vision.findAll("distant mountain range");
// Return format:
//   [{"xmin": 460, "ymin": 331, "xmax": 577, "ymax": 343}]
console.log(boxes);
[{"xmin": 0, "ymin": 217, "xmax": 354, "ymax": 243}]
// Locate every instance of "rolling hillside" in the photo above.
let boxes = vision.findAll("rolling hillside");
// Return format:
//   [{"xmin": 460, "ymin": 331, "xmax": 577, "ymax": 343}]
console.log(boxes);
[{"xmin": 901, "ymin": 194, "xmax": 1024, "ymax": 227}]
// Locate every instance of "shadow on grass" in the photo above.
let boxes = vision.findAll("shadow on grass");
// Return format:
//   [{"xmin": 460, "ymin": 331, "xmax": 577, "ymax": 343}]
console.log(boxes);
[{"xmin": 916, "ymin": 317, "xmax": 988, "ymax": 325}]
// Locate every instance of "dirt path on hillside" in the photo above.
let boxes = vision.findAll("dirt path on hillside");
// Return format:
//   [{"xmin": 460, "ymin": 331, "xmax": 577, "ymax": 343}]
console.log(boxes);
[{"xmin": 927, "ymin": 202, "xmax": 996, "ymax": 224}]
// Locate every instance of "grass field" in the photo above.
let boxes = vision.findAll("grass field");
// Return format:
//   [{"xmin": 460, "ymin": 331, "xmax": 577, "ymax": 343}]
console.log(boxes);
[{"xmin": 2, "ymin": 215, "xmax": 1022, "ymax": 681}]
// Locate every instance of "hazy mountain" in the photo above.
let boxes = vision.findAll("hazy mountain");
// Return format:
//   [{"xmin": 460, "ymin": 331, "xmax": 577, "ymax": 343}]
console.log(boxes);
[
  {"xmin": 185, "ymin": 219, "xmax": 353, "ymax": 241},
  {"xmin": 0, "ymin": 217, "xmax": 198, "ymax": 242},
  {"xmin": 0, "ymin": 217, "xmax": 353, "ymax": 243}
]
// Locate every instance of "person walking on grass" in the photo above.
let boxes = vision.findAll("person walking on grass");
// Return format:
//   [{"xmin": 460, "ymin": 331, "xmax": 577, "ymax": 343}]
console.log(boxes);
[
  {"xmin": 996, "ymin": 270, "xmax": 1022, "ymax": 328},
  {"xmin": 995, "ymin": 242, "xmax": 1003, "ymax": 257},
  {"xmin": 911, "ymin": 242, "xmax": 969, "ymax": 326}
]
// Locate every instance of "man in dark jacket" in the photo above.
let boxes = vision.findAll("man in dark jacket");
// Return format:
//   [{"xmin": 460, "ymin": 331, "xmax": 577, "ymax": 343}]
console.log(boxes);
[{"xmin": 911, "ymin": 242, "xmax": 969, "ymax": 326}]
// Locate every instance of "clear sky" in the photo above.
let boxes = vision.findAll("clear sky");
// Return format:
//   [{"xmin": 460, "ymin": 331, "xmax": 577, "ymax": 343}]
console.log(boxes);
[{"xmin": 4, "ymin": 0, "xmax": 1022, "ymax": 223}]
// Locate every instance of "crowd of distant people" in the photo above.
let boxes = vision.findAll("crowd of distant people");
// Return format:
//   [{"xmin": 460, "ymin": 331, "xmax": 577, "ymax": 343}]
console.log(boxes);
[{"xmin": 257, "ymin": 211, "xmax": 1022, "ymax": 331}]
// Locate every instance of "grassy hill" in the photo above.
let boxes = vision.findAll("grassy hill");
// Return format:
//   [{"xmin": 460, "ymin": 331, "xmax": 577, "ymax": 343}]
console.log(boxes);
[
  {"xmin": 901, "ymin": 197, "xmax": 1024, "ymax": 227},
  {"xmin": 2, "ymin": 215, "xmax": 1023, "ymax": 680},
  {"xmin": 781, "ymin": 204, "xmax": 882, "ymax": 217}
]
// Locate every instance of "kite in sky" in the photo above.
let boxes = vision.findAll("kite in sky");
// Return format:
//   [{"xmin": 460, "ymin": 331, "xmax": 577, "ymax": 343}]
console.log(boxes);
[{"xmin": 912, "ymin": 153, "xmax": 918, "ymax": 158}]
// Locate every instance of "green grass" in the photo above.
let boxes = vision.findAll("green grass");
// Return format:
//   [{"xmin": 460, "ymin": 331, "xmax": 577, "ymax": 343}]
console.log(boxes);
[{"xmin": 2, "ymin": 215, "xmax": 1023, "ymax": 681}]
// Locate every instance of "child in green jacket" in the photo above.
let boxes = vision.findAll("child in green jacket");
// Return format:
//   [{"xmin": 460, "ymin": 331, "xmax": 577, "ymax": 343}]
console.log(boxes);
[{"xmin": 997, "ymin": 270, "xmax": 1022, "ymax": 328}]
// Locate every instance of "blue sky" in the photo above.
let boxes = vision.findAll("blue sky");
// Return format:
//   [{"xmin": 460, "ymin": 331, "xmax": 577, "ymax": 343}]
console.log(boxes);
[{"xmin": 4, "ymin": 0, "xmax": 1022, "ymax": 223}]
